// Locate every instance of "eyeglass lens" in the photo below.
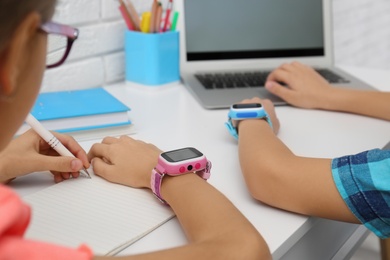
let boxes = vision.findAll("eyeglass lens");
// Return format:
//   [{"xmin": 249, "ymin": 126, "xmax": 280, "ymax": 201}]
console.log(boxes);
[{"xmin": 46, "ymin": 34, "xmax": 68, "ymax": 67}]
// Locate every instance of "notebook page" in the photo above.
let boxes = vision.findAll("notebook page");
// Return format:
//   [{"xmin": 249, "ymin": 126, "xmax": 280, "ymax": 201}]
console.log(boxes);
[{"xmin": 23, "ymin": 175, "xmax": 175, "ymax": 255}]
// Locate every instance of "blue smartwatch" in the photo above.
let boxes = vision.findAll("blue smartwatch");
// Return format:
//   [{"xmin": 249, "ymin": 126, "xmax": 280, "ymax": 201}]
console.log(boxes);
[{"xmin": 225, "ymin": 103, "xmax": 273, "ymax": 139}]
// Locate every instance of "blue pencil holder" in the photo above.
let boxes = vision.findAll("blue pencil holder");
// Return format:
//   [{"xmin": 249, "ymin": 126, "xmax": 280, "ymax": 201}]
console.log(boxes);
[{"xmin": 125, "ymin": 30, "xmax": 180, "ymax": 86}]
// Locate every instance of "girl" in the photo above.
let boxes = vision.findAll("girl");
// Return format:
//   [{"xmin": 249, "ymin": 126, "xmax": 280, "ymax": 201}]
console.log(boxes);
[{"xmin": 0, "ymin": 1, "xmax": 270, "ymax": 259}]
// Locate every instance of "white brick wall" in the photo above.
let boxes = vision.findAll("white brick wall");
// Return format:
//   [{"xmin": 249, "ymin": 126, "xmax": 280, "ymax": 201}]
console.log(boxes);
[
  {"xmin": 41, "ymin": 0, "xmax": 390, "ymax": 92},
  {"xmin": 41, "ymin": 0, "xmax": 164, "ymax": 92},
  {"xmin": 333, "ymin": 0, "xmax": 390, "ymax": 70}
]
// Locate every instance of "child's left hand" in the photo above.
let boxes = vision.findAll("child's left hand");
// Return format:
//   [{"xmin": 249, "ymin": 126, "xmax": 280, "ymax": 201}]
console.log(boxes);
[
  {"xmin": 87, "ymin": 135, "xmax": 161, "ymax": 189},
  {"xmin": 0, "ymin": 129, "xmax": 90, "ymax": 183},
  {"xmin": 236, "ymin": 97, "xmax": 280, "ymax": 134}
]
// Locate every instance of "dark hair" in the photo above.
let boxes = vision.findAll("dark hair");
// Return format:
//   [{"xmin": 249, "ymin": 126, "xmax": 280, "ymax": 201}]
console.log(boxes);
[{"xmin": 0, "ymin": 0, "xmax": 56, "ymax": 52}]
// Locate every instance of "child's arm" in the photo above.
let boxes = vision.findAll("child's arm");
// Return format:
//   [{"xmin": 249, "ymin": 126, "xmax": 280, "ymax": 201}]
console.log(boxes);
[
  {"xmin": 265, "ymin": 61, "xmax": 390, "ymax": 121},
  {"xmin": 99, "ymin": 174, "xmax": 270, "ymax": 260},
  {"xmin": 88, "ymin": 136, "xmax": 271, "ymax": 260},
  {"xmin": 235, "ymin": 97, "xmax": 359, "ymax": 223}
]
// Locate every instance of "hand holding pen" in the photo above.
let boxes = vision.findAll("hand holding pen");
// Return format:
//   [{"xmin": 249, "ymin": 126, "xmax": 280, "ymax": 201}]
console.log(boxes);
[
  {"xmin": 17, "ymin": 114, "xmax": 90, "ymax": 182},
  {"xmin": 0, "ymin": 121, "xmax": 91, "ymax": 183}
]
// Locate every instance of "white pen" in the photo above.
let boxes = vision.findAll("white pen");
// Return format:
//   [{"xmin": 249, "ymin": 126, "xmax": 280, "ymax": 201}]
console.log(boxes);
[{"xmin": 25, "ymin": 113, "xmax": 91, "ymax": 178}]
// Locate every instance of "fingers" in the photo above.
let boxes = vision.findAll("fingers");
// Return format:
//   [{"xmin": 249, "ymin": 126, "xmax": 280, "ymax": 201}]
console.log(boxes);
[
  {"xmin": 102, "ymin": 136, "xmax": 120, "ymax": 144},
  {"xmin": 31, "ymin": 154, "xmax": 84, "ymax": 176},
  {"xmin": 54, "ymin": 133, "xmax": 90, "ymax": 168},
  {"xmin": 91, "ymin": 158, "xmax": 115, "ymax": 183},
  {"xmin": 266, "ymin": 61, "xmax": 305, "ymax": 85},
  {"xmin": 40, "ymin": 133, "xmax": 89, "ymax": 181},
  {"xmin": 240, "ymin": 97, "xmax": 260, "ymax": 104},
  {"xmin": 53, "ymin": 173, "xmax": 65, "ymax": 183},
  {"xmin": 267, "ymin": 68, "xmax": 291, "ymax": 84},
  {"xmin": 265, "ymin": 81, "xmax": 294, "ymax": 103},
  {"xmin": 88, "ymin": 136, "xmax": 139, "ymax": 162},
  {"xmin": 87, "ymin": 143, "xmax": 112, "ymax": 162},
  {"xmin": 265, "ymin": 61, "xmax": 307, "ymax": 103},
  {"xmin": 87, "ymin": 136, "xmax": 120, "ymax": 162},
  {"xmin": 51, "ymin": 171, "xmax": 80, "ymax": 183},
  {"xmin": 261, "ymin": 99, "xmax": 274, "ymax": 111},
  {"xmin": 262, "ymin": 99, "xmax": 280, "ymax": 134}
]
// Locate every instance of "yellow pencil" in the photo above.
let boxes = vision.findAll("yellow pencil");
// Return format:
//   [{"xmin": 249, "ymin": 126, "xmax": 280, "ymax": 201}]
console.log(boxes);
[{"xmin": 141, "ymin": 12, "xmax": 151, "ymax": 33}]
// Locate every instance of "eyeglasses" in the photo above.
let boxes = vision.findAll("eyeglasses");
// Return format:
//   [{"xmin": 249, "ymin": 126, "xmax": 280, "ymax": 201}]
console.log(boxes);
[{"xmin": 40, "ymin": 22, "xmax": 79, "ymax": 69}]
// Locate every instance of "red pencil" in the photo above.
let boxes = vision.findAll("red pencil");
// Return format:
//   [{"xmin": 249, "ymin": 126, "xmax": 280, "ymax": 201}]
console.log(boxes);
[
  {"xmin": 162, "ymin": 0, "xmax": 173, "ymax": 32},
  {"xmin": 124, "ymin": 0, "xmax": 141, "ymax": 31},
  {"xmin": 119, "ymin": 3, "xmax": 135, "ymax": 30}
]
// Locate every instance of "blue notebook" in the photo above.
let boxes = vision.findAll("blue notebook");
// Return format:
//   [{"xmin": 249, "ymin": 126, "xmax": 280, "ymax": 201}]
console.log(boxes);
[{"xmin": 17, "ymin": 88, "xmax": 131, "ymax": 135}]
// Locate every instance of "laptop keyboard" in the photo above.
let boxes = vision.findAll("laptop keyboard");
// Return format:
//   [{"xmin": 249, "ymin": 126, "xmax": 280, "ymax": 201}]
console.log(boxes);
[{"xmin": 195, "ymin": 69, "xmax": 350, "ymax": 89}]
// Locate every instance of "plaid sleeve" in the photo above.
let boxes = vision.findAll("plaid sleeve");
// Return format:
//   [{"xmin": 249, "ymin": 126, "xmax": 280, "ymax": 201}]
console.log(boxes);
[{"xmin": 332, "ymin": 148, "xmax": 390, "ymax": 238}]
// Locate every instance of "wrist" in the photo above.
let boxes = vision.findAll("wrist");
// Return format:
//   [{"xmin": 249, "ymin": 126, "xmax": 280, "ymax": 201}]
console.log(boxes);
[
  {"xmin": 237, "ymin": 117, "xmax": 269, "ymax": 128},
  {"xmin": 225, "ymin": 103, "xmax": 273, "ymax": 139},
  {"xmin": 316, "ymin": 87, "xmax": 341, "ymax": 110},
  {"xmin": 0, "ymin": 154, "xmax": 15, "ymax": 183},
  {"xmin": 160, "ymin": 173, "xmax": 198, "ymax": 203},
  {"xmin": 238, "ymin": 119, "xmax": 273, "ymax": 134},
  {"xmin": 144, "ymin": 167, "xmax": 154, "ymax": 190}
]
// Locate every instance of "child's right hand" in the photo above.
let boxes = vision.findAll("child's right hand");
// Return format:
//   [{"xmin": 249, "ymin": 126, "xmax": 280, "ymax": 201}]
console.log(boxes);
[
  {"xmin": 0, "ymin": 130, "xmax": 89, "ymax": 183},
  {"xmin": 265, "ymin": 61, "xmax": 336, "ymax": 109}
]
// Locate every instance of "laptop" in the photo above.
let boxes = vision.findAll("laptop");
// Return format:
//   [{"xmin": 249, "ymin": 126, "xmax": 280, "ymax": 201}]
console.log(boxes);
[{"xmin": 176, "ymin": 0, "xmax": 374, "ymax": 109}]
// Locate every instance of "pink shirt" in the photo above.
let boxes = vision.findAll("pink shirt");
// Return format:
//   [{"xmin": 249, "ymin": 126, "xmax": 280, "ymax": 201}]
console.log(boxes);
[{"xmin": 0, "ymin": 185, "xmax": 93, "ymax": 259}]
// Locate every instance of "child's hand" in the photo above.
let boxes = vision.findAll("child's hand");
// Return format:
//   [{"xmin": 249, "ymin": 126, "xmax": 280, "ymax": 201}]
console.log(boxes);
[
  {"xmin": 0, "ymin": 130, "xmax": 89, "ymax": 183},
  {"xmin": 88, "ymin": 136, "xmax": 161, "ymax": 189},
  {"xmin": 266, "ymin": 61, "xmax": 335, "ymax": 109},
  {"xmin": 236, "ymin": 97, "xmax": 280, "ymax": 135}
]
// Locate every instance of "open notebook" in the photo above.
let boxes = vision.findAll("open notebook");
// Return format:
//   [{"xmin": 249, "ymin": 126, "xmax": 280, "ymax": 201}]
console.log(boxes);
[{"xmin": 23, "ymin": 175, "xmax": 175, "ymax": 255}]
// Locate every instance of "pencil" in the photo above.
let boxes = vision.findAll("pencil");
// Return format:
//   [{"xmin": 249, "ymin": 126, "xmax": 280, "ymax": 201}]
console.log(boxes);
[
  {"xmin": 124, "ymin": 0, "xmax": 141, "ymax": 31},
  {"xmin": 141, "ymin": 12, "xmax": 151, "ymax": 33},
  {"xmin": 155, "ymin": 3, "xmax": 162, "ymax": 33},
  {"xmin": 149, "ymin": 0, "xmax": 158, "ymax": 33},
  {"xmin": 162, "ymin": 0, "xmax": 173, "ymax": 32},
  {"xmin": 170, "ymin": 11, "xmax": 179, "ymax": 31},
  {"xmin": 119, "ymin": 0, "xmax": 136, "ymax": 30}
]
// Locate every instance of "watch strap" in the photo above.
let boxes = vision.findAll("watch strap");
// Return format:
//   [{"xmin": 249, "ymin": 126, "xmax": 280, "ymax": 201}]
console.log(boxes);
[
  {"xmin": 150, "ymin": 160, "xmax": 212, "ymax": 205},
  {"xmin": 197, "ymin": 160, "xmax": 212, "ymax": 180},
  {"xmin": 150, "ymin": 169, "xmax": 168, "ymax": 205},
  {"xmin": 265, "ymin": 115, "xmax": 273, "ymax": 129},
  {"xmin": 225, "ymin": 113, "xmax": 273, "ymax": 140},
  {"xmin": 225, "ymin": 120, "xmax": 239, "ymax": 140}
]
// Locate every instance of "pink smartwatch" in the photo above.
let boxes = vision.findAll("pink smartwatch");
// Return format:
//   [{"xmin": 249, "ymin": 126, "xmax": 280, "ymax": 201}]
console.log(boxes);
[{"xmin": 151, "ymin": 147, "xmax": 212, "ymax": 204}]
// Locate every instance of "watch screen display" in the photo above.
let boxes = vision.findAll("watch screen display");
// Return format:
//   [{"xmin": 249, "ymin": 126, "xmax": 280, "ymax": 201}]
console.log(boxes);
[
  {"xmin": 162, "ymin": 147, "xmax": 203, "ymax": 162},
  {"xmin": 233, "ymin": 103, "xmax": 262, "ymax": 109}
]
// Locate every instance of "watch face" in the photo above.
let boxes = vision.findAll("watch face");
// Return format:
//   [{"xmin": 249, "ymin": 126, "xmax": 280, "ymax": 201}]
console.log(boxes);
[
  {"xmin": 232, "ymin": 103, "xmax": 262, "ymax": 109},
  {"xmin": 161, "ymin": 147, "xmax": 203, "ymax": 162}
]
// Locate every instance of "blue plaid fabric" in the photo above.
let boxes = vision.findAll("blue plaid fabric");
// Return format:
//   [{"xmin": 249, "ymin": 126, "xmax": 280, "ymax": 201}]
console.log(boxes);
[{"xmin": 332, "ymin": 149, "xmax": 390, "ymax": 238}]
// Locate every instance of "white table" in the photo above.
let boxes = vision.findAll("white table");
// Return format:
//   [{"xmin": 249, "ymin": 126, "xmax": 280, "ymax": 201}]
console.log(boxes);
[{"xmin": 11, "ymin": 66, "xmax": 390, "ymax": 259}]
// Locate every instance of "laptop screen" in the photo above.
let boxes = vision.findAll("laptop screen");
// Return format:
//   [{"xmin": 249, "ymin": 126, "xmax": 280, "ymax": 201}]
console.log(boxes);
[{"xmin": 184, "ymin": 0, "xmax": 324, "ymax": 61}]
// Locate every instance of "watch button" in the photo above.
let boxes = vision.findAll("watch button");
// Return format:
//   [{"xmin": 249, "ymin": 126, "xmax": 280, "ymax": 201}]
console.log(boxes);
[
  {"xmin": 179, "ymin": 166, "xmax": 186, "ymax": 173},
  {"xmin": 195, "ymin": 163, "xmax": 201, "ymax": 169}
]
